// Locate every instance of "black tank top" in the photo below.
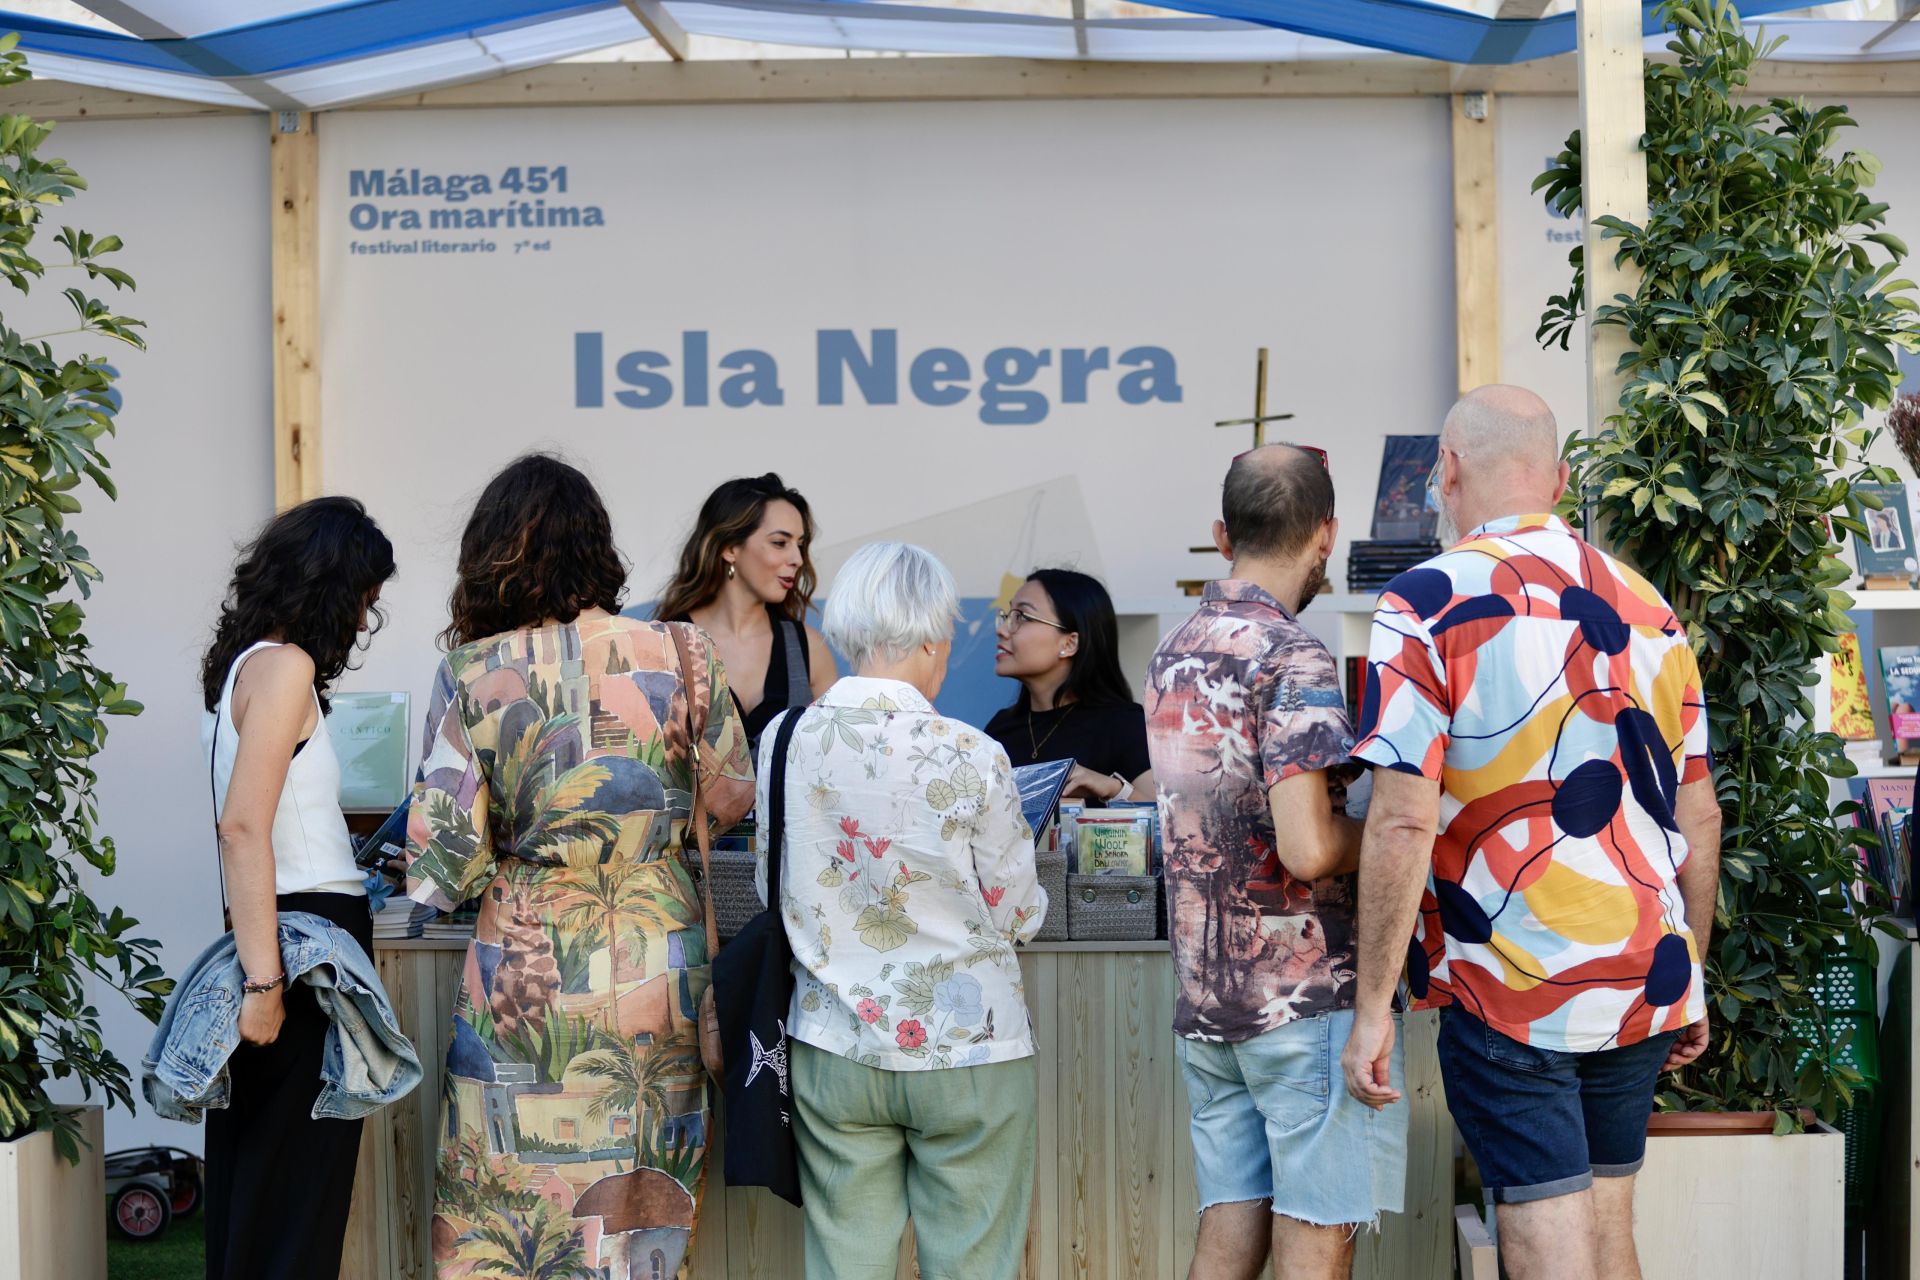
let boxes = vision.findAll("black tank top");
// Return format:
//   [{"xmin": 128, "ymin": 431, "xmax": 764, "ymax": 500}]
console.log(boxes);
[{"xmin": 673, "ymin": 604, "xmax": 811, "ymax": 752}]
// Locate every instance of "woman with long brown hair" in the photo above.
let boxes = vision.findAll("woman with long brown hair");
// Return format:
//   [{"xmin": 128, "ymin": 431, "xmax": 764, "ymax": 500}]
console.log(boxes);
[
  {"xmin": 405, "ymin": 454, "xmax": 753, "ymax": 1278},
  {"xmin": 656, "ymin": 473, "xmax": 835, "ymax": 752}
]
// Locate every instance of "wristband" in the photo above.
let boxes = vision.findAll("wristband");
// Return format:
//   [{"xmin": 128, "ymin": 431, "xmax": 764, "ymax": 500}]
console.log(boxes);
[
  {"xmin": 242, "ymin": 972, "xmax": 285, "ymax": 995},
  {"xmin": 1109, "ymin": 772, "xmax": 1133, "ymax": 802}
]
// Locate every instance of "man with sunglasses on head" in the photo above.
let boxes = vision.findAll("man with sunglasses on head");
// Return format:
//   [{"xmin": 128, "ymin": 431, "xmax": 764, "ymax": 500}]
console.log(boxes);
[
  {"xmin": 1144, "ymin": 445, "xmax": 1408, "ymax": 1280},
  {"xmin": 1341, "ymin": 386, "xmax": 1718, "ymax": 1280}
]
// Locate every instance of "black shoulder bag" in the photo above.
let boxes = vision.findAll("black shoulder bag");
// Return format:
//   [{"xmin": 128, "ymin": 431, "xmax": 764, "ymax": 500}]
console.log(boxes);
[{"xmin": 712, "ymin": 706, "xmax": 804, "ymax": 1206}]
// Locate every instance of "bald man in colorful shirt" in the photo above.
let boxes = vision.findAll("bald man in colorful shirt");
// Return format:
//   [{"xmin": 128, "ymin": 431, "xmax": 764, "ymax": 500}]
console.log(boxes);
[{"xmin": 1340, "ymin": 386, "xmax": 1722, "ymax": 1280}]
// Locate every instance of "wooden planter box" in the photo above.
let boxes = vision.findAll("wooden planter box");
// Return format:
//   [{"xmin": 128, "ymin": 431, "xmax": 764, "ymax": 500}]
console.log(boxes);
[
  {"xmin": 0, "ymin": 1105, "xmax": 106, "ymax": 1280},
  {"xmin": 1631, "ymin": 1114, "xmax": 1845, "ymax": 1280}
]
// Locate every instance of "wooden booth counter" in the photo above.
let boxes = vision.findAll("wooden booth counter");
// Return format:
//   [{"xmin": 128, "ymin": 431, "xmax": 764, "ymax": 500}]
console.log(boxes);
[{"xmin": 339, "ymin": 939, "xmax": 1453, "ymax": 1280}]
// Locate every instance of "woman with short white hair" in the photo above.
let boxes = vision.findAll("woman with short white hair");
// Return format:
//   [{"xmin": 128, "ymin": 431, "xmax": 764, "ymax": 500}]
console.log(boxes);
[{"xmin": 755, "ymin": 540, "xmax": 1047, "ymax": 1280}]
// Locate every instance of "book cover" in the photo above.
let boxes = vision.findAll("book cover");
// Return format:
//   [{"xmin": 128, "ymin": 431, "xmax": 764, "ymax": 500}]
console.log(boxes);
[
  {"xmin": 1372, "ymin": 436, "xmax": 1440, "ymax": 541},
  {"xmin": 1832, "ymin": 632, "xmax": 1876, "ymax": 740},
  {"xmin": 1074, "ymin": 809, "xmax": 1153, "ymax": 875},
  {"xmin": 1880, "ymin": 648, "xmax": 1920, "ymax": 747},
  {"xmin": 353, "ymin": 795, "xmax": 411, "ymax": 870},
  {"xmin": 1855, "ymin": 483, "xmax": 1917, "ymax": 580},
  {"xmin": 329, "ymin": 691, "xmax": 411, "ymax": 812},
  {"xmin": 1012, "ymin": 758, "xmax": 1075, "ymax": 844}
]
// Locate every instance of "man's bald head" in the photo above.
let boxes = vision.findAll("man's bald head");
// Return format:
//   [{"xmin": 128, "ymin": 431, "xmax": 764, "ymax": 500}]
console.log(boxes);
[
  {"xmin": 1442, "ymin": 385, "xmax": 1561, "ymax": 479},
  {"xmin": 1433, "ymin": 385, "xmax": 1569, "ymax": 538},
  {"xmin": 1222, "ymin": 444, "xmax": 1334, "ymax": 562}
]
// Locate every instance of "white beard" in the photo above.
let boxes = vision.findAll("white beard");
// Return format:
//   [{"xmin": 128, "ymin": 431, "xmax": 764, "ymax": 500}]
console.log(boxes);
[{"xmin": 1435, "ymin": 502, "xmax": 1462, "ymax": 548}]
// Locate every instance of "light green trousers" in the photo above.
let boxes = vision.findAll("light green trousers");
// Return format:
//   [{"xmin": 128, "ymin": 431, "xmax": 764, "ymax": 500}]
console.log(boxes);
[{"xmin": 791, "ymin": 1040, "xmax": 1037, "ymax": 1280}]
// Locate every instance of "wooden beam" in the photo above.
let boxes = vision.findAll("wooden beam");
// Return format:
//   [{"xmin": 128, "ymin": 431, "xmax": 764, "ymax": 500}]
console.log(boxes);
[
  {"xmin": 620, "ymin": 0, "xmax": 690, "ymax": 63},
  {"xmin": 270, "ymin": 111, "xmax": 320, "ymax": 510},
  {"xmin": 350, "ymin": 57, "xmax": 1462, "ymax": 108},
  {"xmin": 0, "ymin": 78, "xmax": 246, "ymax": 121},
  {"xmin": 1575, "ymin": 0, "xmax": 1647, "ymax": 441},
  {"xmin": 12, "ymin": 53, "xmax": 1920, "ymax": 122},
  {"xmin": 1451, "ymin": 91, "xmax": 1499, "ymax": 395}
]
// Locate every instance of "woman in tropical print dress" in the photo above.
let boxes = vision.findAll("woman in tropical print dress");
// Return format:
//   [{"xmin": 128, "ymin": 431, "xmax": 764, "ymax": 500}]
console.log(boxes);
[{"xmin": 405, "ymin": 455, "xmax": 753, "ymax": 1280}]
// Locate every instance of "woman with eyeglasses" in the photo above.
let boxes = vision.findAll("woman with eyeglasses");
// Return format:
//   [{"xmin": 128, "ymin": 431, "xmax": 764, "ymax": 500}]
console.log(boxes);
[{"xmin": 984, "ymin": 569, "xmax": 1155, "ymax": 802}]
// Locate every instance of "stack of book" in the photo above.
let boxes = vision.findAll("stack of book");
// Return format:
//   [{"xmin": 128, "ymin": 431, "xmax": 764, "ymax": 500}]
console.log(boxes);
[
  {"xmin": 1348, "ymin": 435, "xmax": 1442, "ymax": 593},
  {"xmin": 370, "ymin": 895, "xmax": 481, "ymax": 941},
  {"xmin": 1847, "ymin": 775, "xmax": 1914, "ymax": 915},
  {"xmin": 1347, "ymin": 541, "xmax": 1440, "ymax": 593}
]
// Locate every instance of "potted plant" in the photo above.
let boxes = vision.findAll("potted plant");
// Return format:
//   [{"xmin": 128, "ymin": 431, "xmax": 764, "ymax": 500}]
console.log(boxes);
[
  {"xmin": 1532, "ymin": 1, "xmax": 1908, "ymax": 1273},
  {"xmin": 0, "ymin": 35, "xmax": 169, "ymax": 1279}
]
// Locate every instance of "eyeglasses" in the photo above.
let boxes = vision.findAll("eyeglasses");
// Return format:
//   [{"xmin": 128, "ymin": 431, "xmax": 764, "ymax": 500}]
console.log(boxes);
[
  {"xmin": 1425, "ymin": 447, "xmax": 1460, "ymax": 514},
  {"xmin": 995, "ymin": 607, "xmax": 1069, "ymax": 635}
]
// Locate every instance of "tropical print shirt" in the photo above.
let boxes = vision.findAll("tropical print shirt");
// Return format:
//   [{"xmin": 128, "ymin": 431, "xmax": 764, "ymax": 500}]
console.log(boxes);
[
  {"xmin": 1352, "ymin": 513, "xmax": 1710, "ymax": 1053},
  {"xmin": 756, "ymin": 677, "xmax": 1046, "ymax": 1071},
  {"xmin": 1145, "ymin": 580, "xmax": 1359, "ymax": 1043}
]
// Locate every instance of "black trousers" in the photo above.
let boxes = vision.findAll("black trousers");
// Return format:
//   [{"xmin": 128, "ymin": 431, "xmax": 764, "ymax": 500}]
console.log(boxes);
[{"xmin": 204, "ymin": 891, "xmax": 374, "ymax": 1280}]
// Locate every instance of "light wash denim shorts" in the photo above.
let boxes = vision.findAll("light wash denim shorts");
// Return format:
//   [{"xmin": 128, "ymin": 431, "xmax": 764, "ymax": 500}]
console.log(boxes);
[{"xmin": 1175, "ymin": 1009, "xmax": 1408, "ymax": 1228}]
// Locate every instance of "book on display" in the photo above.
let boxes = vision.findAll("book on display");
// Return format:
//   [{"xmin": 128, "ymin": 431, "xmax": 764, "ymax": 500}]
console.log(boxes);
[
  {"xmin": 1831, "ymin": 632, "xmax": 1876, "ymax": 741},
  {"xmin": 329, "ymin": 691, "xmax": 411, "ymax": 812},
  {"xmin": 1854, "ymin": 483, "xmax": 1917, "ymax": 584},
  {"xmin": 1371, "ymin": 436, "xmax": 1440, "ymax": 542},
  {"xmin": 1879, "ymin": 645, "xmax": 1920, "ymax": 753}
]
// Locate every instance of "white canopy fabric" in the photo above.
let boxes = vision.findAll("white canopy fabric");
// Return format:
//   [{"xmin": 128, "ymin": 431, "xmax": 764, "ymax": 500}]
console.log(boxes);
[{"xmin": 0, "ymin": 1, "xmax": 1909, "ymax": 110}]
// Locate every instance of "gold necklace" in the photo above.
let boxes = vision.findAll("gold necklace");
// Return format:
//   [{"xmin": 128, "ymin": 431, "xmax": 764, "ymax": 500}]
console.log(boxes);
[{"xmin": 1027, "ymin": 701, "xmax": 1075, "ymax": 759}]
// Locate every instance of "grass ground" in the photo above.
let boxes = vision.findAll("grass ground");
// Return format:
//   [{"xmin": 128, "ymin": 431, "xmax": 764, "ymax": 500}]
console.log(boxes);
[{"xmin": 107, "ymin": 1210, "xmax": 203, "ymax": 1280}]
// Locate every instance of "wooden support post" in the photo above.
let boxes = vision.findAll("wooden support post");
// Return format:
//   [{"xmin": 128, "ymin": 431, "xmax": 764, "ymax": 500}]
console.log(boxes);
[
  {"xmin": 270, "ymin": 110, "xmax": 320, "ymax": 510},
  {"xmin": 1450, "ymin": 91, "xmax": 1498, "ymax": 396},
  {"xmin": 622, "ymin": 0, "xmax": 691, "ymax": 62},
  {"xmin": 1574, "ymin": 0, "xmax": 1648, "ymax": 440}
]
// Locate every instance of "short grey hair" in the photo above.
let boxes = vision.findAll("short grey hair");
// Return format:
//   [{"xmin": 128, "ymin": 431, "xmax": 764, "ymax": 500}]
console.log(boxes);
[
  {"xmin": 1442, "ymin": 384, "xmax": 1560, "ymax": 472},
  {"xmin": 823, "ymin": 542, "xmax": 959, "ymax": 672}
]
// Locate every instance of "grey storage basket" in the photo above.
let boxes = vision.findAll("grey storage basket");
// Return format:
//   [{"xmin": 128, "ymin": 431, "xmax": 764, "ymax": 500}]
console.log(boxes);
[
  {"xmin": 1032, "ymin": 848, "xmax": 1068, "ymax": 942},
  {"xmin": 1065, "ymin": 872, "xmax": 1159, "ymax": 942},
  {"xmin": 692, "ymin": 846, "xmax": 762, "ymax": 942}
]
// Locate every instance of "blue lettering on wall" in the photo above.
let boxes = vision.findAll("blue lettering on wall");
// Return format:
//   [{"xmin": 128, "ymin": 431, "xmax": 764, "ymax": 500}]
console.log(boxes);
[{"xmin": 575, "ymin": 330, "xmax": 1181, "ymax": 423}]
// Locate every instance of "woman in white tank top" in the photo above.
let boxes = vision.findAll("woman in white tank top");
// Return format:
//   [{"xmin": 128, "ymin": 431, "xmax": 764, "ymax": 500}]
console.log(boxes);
[{"xmin": 196, "ymin": 496, "xmax": 396, "ymax": 1280}]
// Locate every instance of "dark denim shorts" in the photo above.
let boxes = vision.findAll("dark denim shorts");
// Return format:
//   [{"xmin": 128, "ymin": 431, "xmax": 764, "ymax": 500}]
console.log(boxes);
[{"xmin": 1437, "ymin": 1006, "xmax": 1676, "ymax": 1204}]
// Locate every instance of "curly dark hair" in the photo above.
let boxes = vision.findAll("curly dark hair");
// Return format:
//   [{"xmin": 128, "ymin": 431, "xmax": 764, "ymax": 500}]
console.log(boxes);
[
  {"xmin": 200, "ymin": 496, "xmax": 397, "ymax": 713},
  {"xmin": 653, "ymin": 473, "xmax": 817, "ymax": 625},
  {"xmin": 444, "ymin": 454, "xmax": 629, "ymax": 648}
]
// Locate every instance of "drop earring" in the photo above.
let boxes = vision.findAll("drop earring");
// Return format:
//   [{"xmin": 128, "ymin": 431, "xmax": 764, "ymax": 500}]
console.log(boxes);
[{"xmin": 725, "ymin": 563, "xmax": 735, "ymax": 580}]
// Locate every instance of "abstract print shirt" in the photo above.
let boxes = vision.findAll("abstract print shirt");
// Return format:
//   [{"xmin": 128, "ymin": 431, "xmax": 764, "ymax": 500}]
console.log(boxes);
[
  {"xmin": 757, "ymin": 677, "xmax": 1047, "ymax": 1071},
  {"xmin": 1144, "ymin": 580, "xmax": 1360, "ymax": 1043},
  {"xmin": 1352, "ymin": 514, "xmax": 1710, "ymax": 1053}
]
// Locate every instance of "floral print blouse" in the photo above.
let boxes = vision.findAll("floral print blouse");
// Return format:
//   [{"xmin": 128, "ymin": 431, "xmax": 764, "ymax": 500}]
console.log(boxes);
[{"xmin": 755, "ymin": 676, "xmax": 1047, "ymax": 1071}]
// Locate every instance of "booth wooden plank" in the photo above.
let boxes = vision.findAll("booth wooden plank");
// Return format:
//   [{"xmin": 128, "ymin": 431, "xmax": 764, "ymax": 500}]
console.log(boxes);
[
  {"xmin": 1021, "ymin": 949, "xmax": 1061, "ymax": 1280},
  {"xmin": 1450, "ymin": 91, "xmax": 1499, "ymax": 395},
  {"xmin": 685, "ymin": 1107, "xmax": 729, "ymax": 1280},
  {"xmin": 1113, "ymin": 952, "xmax": 1174, "ymax": 1280},
  {"xmin": 1574, "ymin": 0, "xmax": 1649, "ymax": 440},
  {"xmin": 1058, "ymin": 952, "xmax": 1116, "ymax": 1280},
  {"xmin": 344, "ymin": 944, "xmax": 1451, "ymax": 1279},
  {"xmin": 1353, "ymin": 1010, "xmax": 1451, "ymax": 1280},
  {"xmin": 1172, "ymin": 1068, "xmax": 1199, "ymax": 1273},
  {"xmin": 269, "ymin": 110, "xmax": 322, "ymax": 510},
  {"xmin": 724, "ymin": 1184, "xmax": 805, "ymax": 1278}
]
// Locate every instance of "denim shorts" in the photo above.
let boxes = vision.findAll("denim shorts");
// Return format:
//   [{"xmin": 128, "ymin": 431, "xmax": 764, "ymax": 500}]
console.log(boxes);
[
  {"xmin": 1175, "ymin": 1010, "xmax": 1408, "ymax": 1228},
  {"xmin": 1437, "ymin": 1006, "xmax": 1676, "ymax": 1204}
]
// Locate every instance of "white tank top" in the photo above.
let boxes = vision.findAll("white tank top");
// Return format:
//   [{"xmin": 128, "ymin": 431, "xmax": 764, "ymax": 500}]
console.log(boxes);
[{"xmin": 203, "ymin": 640, "xmax": 365, "ymax": 898}]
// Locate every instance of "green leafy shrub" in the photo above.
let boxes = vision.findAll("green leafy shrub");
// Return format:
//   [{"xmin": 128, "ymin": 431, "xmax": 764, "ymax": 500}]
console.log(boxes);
[
  {"xmin": 0, "ymin": 36, "xmax": 168, "ymax": 1160},
  {"xmin": 1536, "ymin": 0, "xmax": 1916, "ymax": 1123}
]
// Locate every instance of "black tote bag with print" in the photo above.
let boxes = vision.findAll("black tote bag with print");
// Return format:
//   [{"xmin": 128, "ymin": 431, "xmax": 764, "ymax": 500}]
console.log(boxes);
[{"xmin": 712, "ymin": 707, "xmax": 804, "ymax": 1205}]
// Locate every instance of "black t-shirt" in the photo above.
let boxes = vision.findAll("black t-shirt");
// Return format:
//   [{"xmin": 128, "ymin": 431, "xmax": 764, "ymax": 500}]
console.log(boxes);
[{"xmin": 983, "ymin": 699, "xmax": 1152, "ymax": 781}]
